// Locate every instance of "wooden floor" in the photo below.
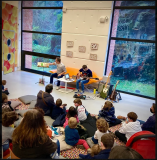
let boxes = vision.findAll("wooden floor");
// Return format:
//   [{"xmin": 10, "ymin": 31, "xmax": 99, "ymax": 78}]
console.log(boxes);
[{"xmin": 2, "ymin": 70, "xmax": 155, "ymax": 121}]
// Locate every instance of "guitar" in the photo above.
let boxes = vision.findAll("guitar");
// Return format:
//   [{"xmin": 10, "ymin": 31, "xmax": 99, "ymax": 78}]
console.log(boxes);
[
  {"xmin": 109, "ymin": 80, "xmax": 120, "ymax": 102},
  {"xmin": 76, "ymin": 73, "xmax": 99, "ymax": 80},
  {"xmin": 100, "ymin": 71, "xmax": 112, "ymax": 99}
]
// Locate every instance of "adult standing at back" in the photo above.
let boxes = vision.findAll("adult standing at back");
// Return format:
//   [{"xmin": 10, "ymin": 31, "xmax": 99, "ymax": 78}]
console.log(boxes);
[
  {"xmin": 49, "ymin": 57, "xmax": 66, "ymax": 90},
  {"xmin": 35, "ymin": 84, "xmax": 55, "ymax": 116}
]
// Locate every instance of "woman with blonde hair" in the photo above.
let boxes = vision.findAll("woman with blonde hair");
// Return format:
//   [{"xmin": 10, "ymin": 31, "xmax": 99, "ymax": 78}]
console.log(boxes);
[
  {"xmin": 12, "ymin": 108, "xmax": 60, "ymax": 159},
  {"xmin": 98, "ymin": 101, "xmax": 121, "ymax": 127}
]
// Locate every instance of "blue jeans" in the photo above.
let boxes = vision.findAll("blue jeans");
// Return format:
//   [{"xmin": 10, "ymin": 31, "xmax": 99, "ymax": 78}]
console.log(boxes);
[
  {"xmin": 76, "ymin": 79, "xmax": 89, "ymax": 91},
  {"xmin": 50, "ymin": 73, "xmax": 64, "ymax": 86},
  {"xmin": 137, "ymin": 119, "xmax": 145, "ymax": 125},
  {"xmin": 92, "ymin": 136, "xmax": 98, "ymax": 144}
]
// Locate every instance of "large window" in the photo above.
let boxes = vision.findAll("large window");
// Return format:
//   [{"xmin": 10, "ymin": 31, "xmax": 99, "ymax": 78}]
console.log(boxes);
[
  {"xmin": 21, "ymin": 1, "xmax": 63, "ymax": 75},
  {"xmin": 105, "ymin": 1, "xmax": 155, "ymax": 99}
]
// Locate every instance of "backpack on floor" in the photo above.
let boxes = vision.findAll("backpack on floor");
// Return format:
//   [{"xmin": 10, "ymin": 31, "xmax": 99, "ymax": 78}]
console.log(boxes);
[{"xmin": 76, "ymin": 124, "xmax": 89, "ymax": 140}]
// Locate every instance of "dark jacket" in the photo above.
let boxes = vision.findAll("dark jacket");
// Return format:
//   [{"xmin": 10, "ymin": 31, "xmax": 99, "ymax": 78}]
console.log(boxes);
[
  {"xmin": 79, "ymin": 149, "xmax": 111, "ymax": 159},
  {"xmin": 65, "ymin": 126, "xmax": 80, "ymax": 146},
  {"xmin": 35, "ymin": 90, "xmax": 55, "ymax": 115},
  {"xmin": 51, "ymin": 105, "xmax": 66, "ymax": 120},
  {"xmin": 98, "ymin": 107, "xmax": 116, "ymax": 124},
  {"xmin": 13, "ymin": 136, "xmax": 57, "ymax": 159},
  {"xmin": 142, "ymin": 114, "xmax": 155, "ymax": 134}
]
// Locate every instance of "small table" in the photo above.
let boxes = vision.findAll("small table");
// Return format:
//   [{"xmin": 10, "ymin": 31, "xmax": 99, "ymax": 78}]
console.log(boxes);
[{"xmin": 57, "ymin": 78, "xmax": 75, "ymax": 94}]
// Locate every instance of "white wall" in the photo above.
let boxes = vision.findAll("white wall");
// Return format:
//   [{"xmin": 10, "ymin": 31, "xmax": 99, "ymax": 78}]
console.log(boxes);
[
  {"xmin": 2, "ymin": 1, "xmax": 21, "ymax": 71},
  {"xmin": 61, "ymin": 1, "xmax": 113, "ymax": 77}
]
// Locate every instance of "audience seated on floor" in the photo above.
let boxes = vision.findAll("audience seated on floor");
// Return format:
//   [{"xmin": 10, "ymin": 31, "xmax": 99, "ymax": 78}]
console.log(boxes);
[
  {"xmin": 98, "ymin": 101, "xmax": 122, "ymax": 127},
  {"xmin": 2, "ymin": 80, "xmax": 9, "ymax": 95},
  {"xmin": 35, "ymin": 84, "xmax": 55, "ymax": 116},
  {"xmin": 91, "ymin": 118, "xmax": 109, "ymax": 146},
  {"xmin": 12, "ymin": 108, "xmax": 60, "ymax": 159},
  {"xmin": 108, "ymin": 145, "xmax": 143, "ymax": 159},
  {"xmin": 2, "ymin": 110, "xmax": 18, "ymax": 152},
  {"xmin": 115, "ymin": 112, "xmax": 142, "ymax": 143},
  {"xmin": 65, "ymin": 117, "xmax": 90, "ymax": 151},
  {"xmin": 141, "ymin": 103, "xmax": 155, "ymax": 134},
  {"xmin": 51, "ymin": 98, "xmax": 67, "ymax": 120},
  {"xmin": 80, "ymin": 133, "xmax": 114, "ymax": 159}
]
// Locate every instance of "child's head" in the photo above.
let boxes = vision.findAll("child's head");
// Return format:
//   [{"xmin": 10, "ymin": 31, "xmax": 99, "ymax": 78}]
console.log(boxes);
[
  {"xmin": 127, "ymin": 112, "xmax": 138, "ymax": 122},
  {"xmin": 101, "ymin": 133, "xmax": 114, "ymax": 150},
  {"xmin": 56, "ymin": 98, "xmax": 62, "ymax": 107},
  {"xmin": 108, "ymin": 146, "xmax": 143, "ymax": 159},
  {"xmin": 67, "ymin": 106, "xmax": 77, "ymax": 118},
  {"xmin": 73, "ymin": 98, "xmax": 82, "ymax": 107},
  {"xmin": 2, "ymin": 111, "xmax": 18, "ymax": 127},
  {"xmin": 96, "ymin": 118, "xmax": 109, "ymax": 133},
  {"xmin": 2, "ymin": 107, "xmax": 12, "ymax": 115},
  {"xmin": 90, "ymin": 144, "xmax": 101, "ymax": 157},
  {"xmin": 68, "ymin": 117, "xmax": 77, "ymax": 129},
  {"xmin": 2, "ymin": 80, "xmax": 6, "ymax": 85},
  {"xmin": 2, "ymin": 93, "xmax": 8, "ymax": 103},
  {"xmin": 103, "ymin": 101, "xmax": 113, "ymax": 111}
]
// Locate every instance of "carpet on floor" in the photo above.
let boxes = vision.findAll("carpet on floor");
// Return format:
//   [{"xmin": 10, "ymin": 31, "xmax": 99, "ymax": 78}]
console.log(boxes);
[
  {"xmin": 9, "ymin": 98, "xmax": 30, "ymax": 110},
  {"xmin": 61, "ymin": 147, "xmax": 87, "ymax": 159}
]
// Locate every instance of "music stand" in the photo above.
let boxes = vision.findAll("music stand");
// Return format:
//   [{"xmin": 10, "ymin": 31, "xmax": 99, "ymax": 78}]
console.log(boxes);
[{"xmin": 35, "ymin": 62, "xmax": 49, "ymax": 85}]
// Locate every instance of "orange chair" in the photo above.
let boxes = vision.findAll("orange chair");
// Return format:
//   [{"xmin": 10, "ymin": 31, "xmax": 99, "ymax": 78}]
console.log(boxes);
[{"xmin": 49, "ymin": 67, "xmax": 102, "ymax": 86}]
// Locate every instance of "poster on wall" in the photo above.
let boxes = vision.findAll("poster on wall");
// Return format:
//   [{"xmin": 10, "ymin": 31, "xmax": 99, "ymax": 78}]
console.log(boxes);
[{"xmin": 2, "ymin": 2, "xmax": 17, "ymax": 74}]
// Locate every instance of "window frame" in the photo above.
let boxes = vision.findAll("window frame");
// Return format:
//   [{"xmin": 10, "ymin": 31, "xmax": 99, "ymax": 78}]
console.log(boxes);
[
  {"xmin": 21, "ymin": 2, "xmax": 63, "ymax": 76},
  {"xmin": 105, "ymin": 1, "xmax": 156, "ymax": 100}
]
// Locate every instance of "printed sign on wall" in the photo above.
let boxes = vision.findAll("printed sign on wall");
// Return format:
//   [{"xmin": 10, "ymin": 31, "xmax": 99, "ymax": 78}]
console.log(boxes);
[
  {"xmin": 91, "ymin": 43, "xmax": 99, "ymax": 50},
  {"xmin": 67, "ymin": 41, "xmax": 74, "ymax": 47},
  {"xmin": 79, "ymin": 46, "xmax": 86, "ymax": 53},
  {"xmin": 89, "ymin": 54, "xmax": 97, "ymax": 61},
  {"xmin": 66, "ymin": 51, "xmax": 73, "ymax": 58}
]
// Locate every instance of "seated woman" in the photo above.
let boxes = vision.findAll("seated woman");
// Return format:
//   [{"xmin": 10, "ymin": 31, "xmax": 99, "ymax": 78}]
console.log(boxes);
[
  {"xmin": 12, "ymin": 108, "xmax": 60, "ymax": 159},
  {"xmin": 51, "ymin": 98, "xmax": 67, "ymax": 120},
  {"xmin": 98, "ymin": 101, "xmax": 122, "ymax": 127},
  {"xmin": 141, "ymin": 103, "xmax": 155, "ymax": 134}
]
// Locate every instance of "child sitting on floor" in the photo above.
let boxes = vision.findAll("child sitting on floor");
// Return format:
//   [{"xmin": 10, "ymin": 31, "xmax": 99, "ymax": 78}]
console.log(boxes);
[
  {"xmin": 80, "ymin": 133, "xmax": 114, "ymax": 159},
  {"xmin": 2, "ymin": 111, "xmax": 19, "ymax": 152},
  {"xmin": 2, "ymin": 93, "xmax": 13, "ymax": 111},
  {"xmin": 2, "ymin": 80, "xmax": 9, "ymax": 95},
  {"xmin": 115, "ymin": 112, "xmax": 142, "ymax": 143},
  {"xmin": 91, "ymin": 118, "xmax": 109, "ymax": 146},
  {"xmin": 63, "ymin": 106, "xmax": 79, "ymax": 128},
  {"xmin": 51, "ymin": 98, "xmax": 67, "ymax": 120},
  {"xmin": 98, "ymin": 101, "xmax": 122, "ymax": 127},
  {"xmin": 73, "ymin": 98, "xmax": 88, "ymax": 121},
  {"xmin": 65, "ymin": 117, "xmax": 90, "ymax": 151},
  {"xmin": 79, "ymin": 144, "xmax": 101, "ymax": 159}
]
